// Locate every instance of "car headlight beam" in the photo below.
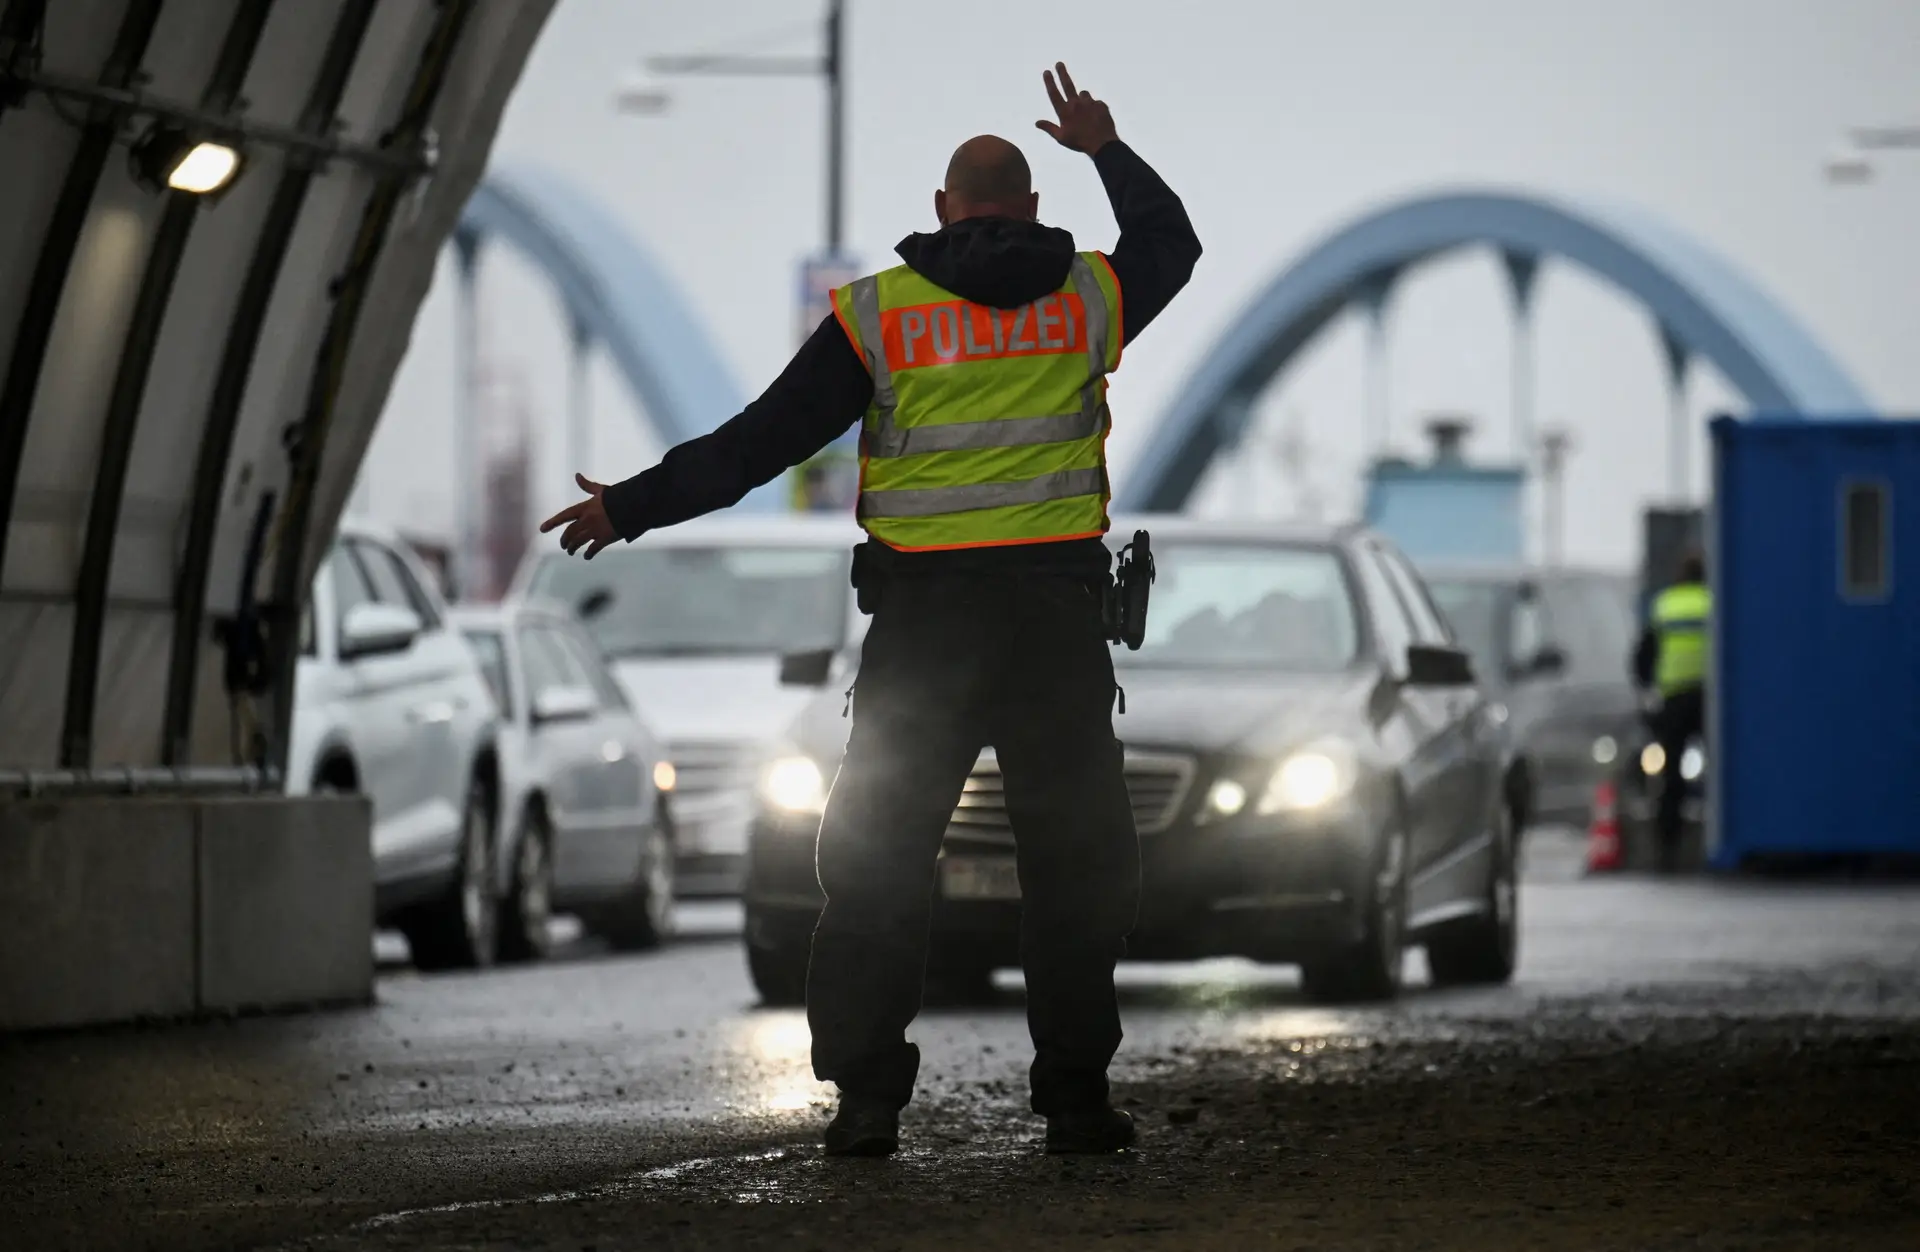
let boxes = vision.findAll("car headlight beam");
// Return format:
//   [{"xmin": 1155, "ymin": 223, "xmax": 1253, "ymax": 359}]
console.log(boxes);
[
  {"xmin": 762, "ymin": 755, "xmax": 828, "ymax": 816},
  {"xmin": 1257, "ymin": 740, "xmax": 1358, "ymax": 814}
]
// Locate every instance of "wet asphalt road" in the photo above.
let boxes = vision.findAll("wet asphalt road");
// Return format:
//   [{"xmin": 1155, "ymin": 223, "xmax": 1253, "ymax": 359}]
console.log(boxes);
[{"xmin": 4, "ymin": 831, "xmax": 1919, "ymax": 1251}]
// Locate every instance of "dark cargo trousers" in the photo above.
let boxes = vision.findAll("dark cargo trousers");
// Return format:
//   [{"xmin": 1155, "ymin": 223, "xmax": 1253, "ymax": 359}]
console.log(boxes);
[{"xmin": 806, "ymin": 572, "xmax": 1141, "ymax": 1115}]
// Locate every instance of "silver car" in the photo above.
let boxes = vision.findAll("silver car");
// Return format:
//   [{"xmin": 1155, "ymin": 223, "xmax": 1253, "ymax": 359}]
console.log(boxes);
[{"xmin": 450, "ymin": 601, "xmax": 677, "ymax": 958}]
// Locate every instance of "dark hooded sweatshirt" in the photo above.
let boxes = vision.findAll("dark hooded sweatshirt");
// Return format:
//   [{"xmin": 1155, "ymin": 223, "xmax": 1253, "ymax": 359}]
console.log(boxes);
[{"xmin": 600, "ymin": 140, "xmax": 1202, "ymax": 578}]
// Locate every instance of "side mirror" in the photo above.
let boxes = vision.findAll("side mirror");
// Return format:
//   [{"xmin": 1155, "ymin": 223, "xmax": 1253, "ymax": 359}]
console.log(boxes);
[
  {"xmin": 339, "ymin": 602, "xmax": 422, "ymax": 660},
  {"xmin": 1406, "ymin": 643, "xmax": 1475, "ymax": 688},
  {"xmin": 778, "ymin": 648, "xmax": 835, "ymax": 688},
  {"xmin": 1528, "ymin": 644, "xmax": 1569, "ymax": 678},
  {"xmin": 577, "ymin": 587, "xmax": 614, "ymax": 622},
  {"xmin": 531, "ymin": 685, "xmax": 598, "ymax": 725}
]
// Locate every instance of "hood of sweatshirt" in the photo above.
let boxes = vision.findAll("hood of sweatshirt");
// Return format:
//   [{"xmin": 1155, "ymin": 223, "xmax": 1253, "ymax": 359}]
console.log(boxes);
[{"xmin": 893, "ymin": 217, "xmax": 1076, "ymax": 309}]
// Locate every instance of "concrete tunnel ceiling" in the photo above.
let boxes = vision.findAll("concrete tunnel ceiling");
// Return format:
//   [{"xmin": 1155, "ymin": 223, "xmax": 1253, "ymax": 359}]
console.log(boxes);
[
  {"xmin": 0, "ymin": 0, "xmax": 561, "ymax": 777},
  {"xmin": 1116, "ymin": 189, "xmax": 1876, "ymax": 513}
]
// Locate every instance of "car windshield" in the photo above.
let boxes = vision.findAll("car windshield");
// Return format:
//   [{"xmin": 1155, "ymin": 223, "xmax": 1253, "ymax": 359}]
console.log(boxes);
[
  {"xmin": 526, "ymin": 545, "xmax": 851, "ymax": 658},
  {"xmin": 1119, "ymin": 542, "xmax": 1360, "ymax": 671},
  {"xmin": 1424, "ymin": 578, "xmax": 1507, "ymax": 682}
]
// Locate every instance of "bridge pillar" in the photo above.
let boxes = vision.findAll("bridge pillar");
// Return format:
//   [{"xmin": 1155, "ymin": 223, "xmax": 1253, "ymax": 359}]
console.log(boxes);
[
  {"xmin": 567, "ymin": 315, "xmax": 594, "ymax": 491},
  {"xmin": 452, "ymin": 229, "xmax": 483, "ymax": 601},
  {"xmin": 1659, "ymin": 323, "xmax": 1693, "ymax": 502},
  {"xmin": 1501, "ymin": 251, "xmax": 1541, "ymax": 463},
  {"xmin": 1358, "ymin": 269, "xmax": 1400, "ymax": 456}
]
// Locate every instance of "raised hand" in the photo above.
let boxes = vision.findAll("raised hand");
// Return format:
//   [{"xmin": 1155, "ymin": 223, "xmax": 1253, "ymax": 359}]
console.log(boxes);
[
  {"xmin": 539, "ymin": 473, "xmax": 618, "ymax": 560},
  {"xmin": 1035, "ymin": 61, "xmax": 1119, "ymax": 156}
]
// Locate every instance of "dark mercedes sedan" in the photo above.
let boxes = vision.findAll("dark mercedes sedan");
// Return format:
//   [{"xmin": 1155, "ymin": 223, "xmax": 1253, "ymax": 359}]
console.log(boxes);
[{"xmin": 742, "ymin": 520, "xmax": 1520, "ymax": 1005}]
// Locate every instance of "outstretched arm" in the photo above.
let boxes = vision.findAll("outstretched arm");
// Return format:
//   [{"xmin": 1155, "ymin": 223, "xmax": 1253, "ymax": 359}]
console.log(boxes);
[
  {"xmin": 1035, "ymin": 62, "xmax": 1201, "ymax": 345},
  {"xmin": 540, "ymin": 319, "xmax": 873, "ymax": 557}
]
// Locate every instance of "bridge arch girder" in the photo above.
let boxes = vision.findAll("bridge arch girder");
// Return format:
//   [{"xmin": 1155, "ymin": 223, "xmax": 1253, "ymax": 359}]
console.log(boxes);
[
  {"xmin": 456, "ymin": 163, "xmax": 778, "ymax": 508},
  {"xmin": 1117, "ymin": 189, "xmax": 1874, "ymax": 512}
]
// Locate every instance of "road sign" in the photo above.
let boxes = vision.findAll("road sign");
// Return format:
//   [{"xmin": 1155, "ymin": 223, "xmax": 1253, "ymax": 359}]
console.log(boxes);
[
  {"xmin": 792, "ymin": 253, "xmax": 863, "ymax": 512},
  {"xmin": 797, "ymin": 251, "xmax": 861, "ymax": 350}
]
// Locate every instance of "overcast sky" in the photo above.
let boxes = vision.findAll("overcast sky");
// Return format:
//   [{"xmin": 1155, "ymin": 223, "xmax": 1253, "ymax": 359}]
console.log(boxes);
[{"xmin": 363, "ymin": 0, "xmax": 1920, "ymax": 568}]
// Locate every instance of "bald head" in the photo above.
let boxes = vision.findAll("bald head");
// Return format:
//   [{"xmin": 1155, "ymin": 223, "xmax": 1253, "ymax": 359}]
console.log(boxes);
[{"xmin": 936, "ymin": 135, "xmax": 1039, "ymax": 226}]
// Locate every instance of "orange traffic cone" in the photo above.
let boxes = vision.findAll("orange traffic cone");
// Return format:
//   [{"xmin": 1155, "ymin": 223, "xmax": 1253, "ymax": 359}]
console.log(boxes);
[{"xmin": 1585, "ymin": 778, "xmax": 1622, "ymax": 873}]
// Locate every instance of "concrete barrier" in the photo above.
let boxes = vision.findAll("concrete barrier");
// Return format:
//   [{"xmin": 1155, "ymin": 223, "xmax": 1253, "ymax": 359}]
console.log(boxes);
[
  {"xmin": 0, "ymin": 799, "xmax": 198, "ymax": 1030},
  {"xmin": 198, "ymin": 795, "xmax": 373, "ymax": 1014},
  {"xmin": 0, "ymin": 794, "xmax": 372, "ymax": 1032}
]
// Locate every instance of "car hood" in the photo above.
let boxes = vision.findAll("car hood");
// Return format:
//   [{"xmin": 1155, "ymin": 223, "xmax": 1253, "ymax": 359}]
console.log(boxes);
[
  {"xmin": 612, "ymin": 656, "xmax": 823, "ymax": 746},
  {"xmin": 783, "ymin": 663, "xmax": 1377, "ymax": 765},
  {"xmin": 1109, "ymin": 665, "xmax": 1376, "ymax": 754}
]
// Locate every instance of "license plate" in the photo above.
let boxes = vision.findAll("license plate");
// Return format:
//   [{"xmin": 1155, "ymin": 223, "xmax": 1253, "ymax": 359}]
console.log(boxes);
[{"xmin": 941, "ymin": 855, "xmax": 1021, "ymax": 900}]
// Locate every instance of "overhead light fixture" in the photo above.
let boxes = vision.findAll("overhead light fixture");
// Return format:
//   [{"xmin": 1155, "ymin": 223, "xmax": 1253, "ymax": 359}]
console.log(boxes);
[{"xmin": 131, "ymin": 122, "xmax": 243, "ymax": 196}]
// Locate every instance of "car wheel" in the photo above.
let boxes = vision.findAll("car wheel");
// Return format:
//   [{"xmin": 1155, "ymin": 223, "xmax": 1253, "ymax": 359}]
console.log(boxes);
[
  {"xmin": 1427, "ymin": 802, "xmax": 1519, "ymax": 987},
  {"xmin": 497, "ymin": 806, "xmax": 555, "ymax": 963},
  {"xmin": 596, "ymin": 799, "xmax": 677, "ymax": 952},
  {"xmin": 1302, "ymin": 822, "xmax": 1407, "ymax": 1004},
  {"xmin": 402, "ymin": 774, "xmax": 499, "ymax": 972},
  {"xmin": 746, "ymin": 931, "xmax": 809, "ymax": 1008}
]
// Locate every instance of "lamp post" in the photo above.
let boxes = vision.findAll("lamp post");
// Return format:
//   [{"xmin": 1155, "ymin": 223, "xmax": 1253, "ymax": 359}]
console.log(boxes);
[{"xmin": 616, "ymin": 0, "xmax": 847, "ymax": 256}]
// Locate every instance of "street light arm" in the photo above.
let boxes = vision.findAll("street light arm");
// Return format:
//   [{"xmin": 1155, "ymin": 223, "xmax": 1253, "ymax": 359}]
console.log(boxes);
[
  {"xmin": 1848, "ymin": 125, "xmax": 1920, "ymax": 152},
  {"xmin": 645, "ymin": 54, "xmax": 826, "ymax": 78}
]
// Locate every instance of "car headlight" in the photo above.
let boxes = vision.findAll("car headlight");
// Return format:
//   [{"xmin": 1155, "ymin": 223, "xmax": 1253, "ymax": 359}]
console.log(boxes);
[
  {"xmin": 1592, "ymin": 735, "xmax": 1618, "ymax": 765},
  {"xmin": 1680, "ymin": 743, "xmax": 1704, "ymax": 781},
  {"xmin": 1204, "ymin": 778, "xmax": 1249, "ymax": 818},
  {"xmin": 1640, "ymin": 743, "xmax": 1666, "ymax": 777},
  {"xmin": 1257, "ymin": 740, "xmax": 1358, "ymax": 814},
  {"xmin": 762, "ymin": 755, "xmax": 828, "ymax": 816}
]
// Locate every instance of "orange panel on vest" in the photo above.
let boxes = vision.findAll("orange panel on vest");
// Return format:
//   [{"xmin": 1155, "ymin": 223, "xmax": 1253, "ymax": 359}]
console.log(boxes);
[{"xmin": 880, "ymin": 293, "xmax": 1088, "ymax": 372}]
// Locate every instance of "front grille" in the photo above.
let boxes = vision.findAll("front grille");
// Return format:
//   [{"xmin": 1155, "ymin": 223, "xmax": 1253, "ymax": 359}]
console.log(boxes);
[
  {"xmin": 667, "ymin": 739, "xmax": 758, "ymax": 801},
  {"xmin": 945, "ymin": 747, "xmax": 1194, "ymax": 847}
]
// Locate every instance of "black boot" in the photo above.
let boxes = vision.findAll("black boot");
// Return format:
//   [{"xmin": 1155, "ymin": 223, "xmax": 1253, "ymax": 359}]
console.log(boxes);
[
  {"xmin": 1045, "ymin": 1106, "xmax": 1135, "ymax": 1155},
  {"xmin": 824, "ymin": 1095, "xmax": 899, "ymax": 1157}
]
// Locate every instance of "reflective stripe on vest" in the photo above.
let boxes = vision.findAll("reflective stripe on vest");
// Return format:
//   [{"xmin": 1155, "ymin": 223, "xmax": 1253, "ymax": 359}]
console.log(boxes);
[
  {"xmin": 836, "ymin": 253, "xmax": 1118, "ymax": 549},
  {"xmin": 1652, "ymin": 582, "xmax": 1711, "ymax": 694}
]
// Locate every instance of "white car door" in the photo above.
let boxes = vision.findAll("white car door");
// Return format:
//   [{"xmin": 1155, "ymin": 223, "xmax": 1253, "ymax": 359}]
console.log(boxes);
[
  {"xmin": 553, "ymin": 619, "xmax": 653, "ymax": 838},
  {"xmin": 344, "ymin": 538, "xmax": 464, "ymax": 877},
  {"xmin": 520, "ymin": 622, "xmax": 638, "ymax": 892},
  {"xmin": 324, "ymin": 544, "xmax": 420, "ymax": 873}
]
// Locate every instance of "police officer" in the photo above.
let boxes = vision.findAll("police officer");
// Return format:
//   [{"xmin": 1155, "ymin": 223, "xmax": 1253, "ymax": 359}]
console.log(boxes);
[
  {"xmin": 1632, "ymin": 548, "xmax": 1711, "ymax": 870},
  {"xmin": 541, "ymin": 63, "xmax": 1201, "ymax": 1156}
]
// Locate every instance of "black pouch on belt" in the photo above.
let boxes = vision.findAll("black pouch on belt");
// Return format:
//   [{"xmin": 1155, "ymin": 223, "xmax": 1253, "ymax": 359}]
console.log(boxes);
[
  {"xmin": 850, "ymin": 541, "xmax": 884, "ymax": 615},
  {"xmin": 1105, "ymin": 529, "xmax": 1154, "ymax": 650}
]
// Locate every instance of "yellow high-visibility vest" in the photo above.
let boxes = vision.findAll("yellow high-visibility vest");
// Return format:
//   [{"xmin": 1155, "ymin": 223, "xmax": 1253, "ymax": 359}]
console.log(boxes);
[
  {"xmin": 1651, "ymin": 581, "xmax": 1711, "ymax": 695},
  {"xmin": 831, "ymin": 252, "xmax": 1123, "ymax": 551}
]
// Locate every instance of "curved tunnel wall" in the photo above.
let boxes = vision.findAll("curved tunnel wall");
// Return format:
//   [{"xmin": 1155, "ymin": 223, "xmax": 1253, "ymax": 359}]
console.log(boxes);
[
  {"xmin": 1116, "ymin": 190, "xmax": 1875, "ymax": 512},
  {"xmin": 456, "ymin": 163, "xmax": 779, "ymax": 509}
]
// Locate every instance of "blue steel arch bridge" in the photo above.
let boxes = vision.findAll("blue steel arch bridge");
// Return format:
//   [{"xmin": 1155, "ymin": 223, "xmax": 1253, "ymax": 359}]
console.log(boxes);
[{"xmin": 449, "ymin": 173, "xmax": 1873, "ymax": 559}]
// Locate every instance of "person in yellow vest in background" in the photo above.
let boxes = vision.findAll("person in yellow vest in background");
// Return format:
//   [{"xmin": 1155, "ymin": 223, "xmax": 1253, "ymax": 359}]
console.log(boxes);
[
  {"xmin": 1632, "ymin": 548, "xmax": 1711, "ymax": 870},
  {"xmin": 541, "ymin": 64, "xmax": 1201, "ymax": 1157}
]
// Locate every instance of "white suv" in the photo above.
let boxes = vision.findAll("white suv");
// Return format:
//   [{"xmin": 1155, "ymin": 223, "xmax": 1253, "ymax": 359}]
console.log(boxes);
[{"xmin": 287, "ymin": 521, "xmax": 503, "ymax": 969}]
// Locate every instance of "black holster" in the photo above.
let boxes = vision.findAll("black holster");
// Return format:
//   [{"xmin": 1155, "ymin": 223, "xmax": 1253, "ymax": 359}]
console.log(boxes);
[
  {"xmin": 850, "ymin": 541, "xmax": 883, "ymax": 615},
  {"xmin": 1101, "ymin": 530, "xmax": 1154, "ymax": 650}
]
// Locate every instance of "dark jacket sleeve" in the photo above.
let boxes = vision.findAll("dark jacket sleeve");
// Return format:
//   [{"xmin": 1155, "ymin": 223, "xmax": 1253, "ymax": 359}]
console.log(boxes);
[
  {"xmin": 600, "ymin": 317, "xmax": 872, "ymax": 540},
  {"xmin": 1091, "ymin": 140, "xmax": 1202, "ymax": 345}
]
